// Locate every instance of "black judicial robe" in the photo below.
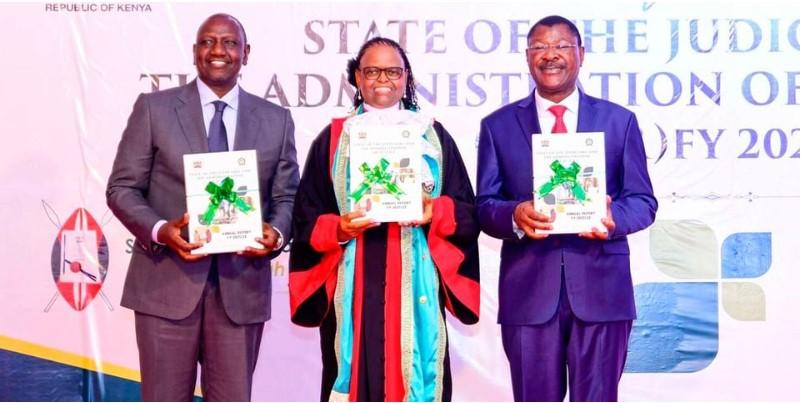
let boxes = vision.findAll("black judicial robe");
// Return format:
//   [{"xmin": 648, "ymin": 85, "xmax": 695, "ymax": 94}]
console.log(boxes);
[{"xmin": 289, "ymin": 120, "xmax": 480, "ymax": 401}]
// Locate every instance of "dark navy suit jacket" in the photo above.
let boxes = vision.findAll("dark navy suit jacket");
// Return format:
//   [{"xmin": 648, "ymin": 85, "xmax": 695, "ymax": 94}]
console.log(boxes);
[{"xmin": 477, "ymin": 90, "xmax": 657, "ymax": 325}]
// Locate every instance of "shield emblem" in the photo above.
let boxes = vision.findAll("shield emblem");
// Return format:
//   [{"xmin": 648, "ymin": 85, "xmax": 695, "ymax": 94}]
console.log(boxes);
[{"xmin": 49, "ymin": 208, "xmax": 109, "ymax": 311}]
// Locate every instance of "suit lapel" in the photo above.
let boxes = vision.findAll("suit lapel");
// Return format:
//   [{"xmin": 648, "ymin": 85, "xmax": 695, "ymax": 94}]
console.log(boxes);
[
  {"xmin": 515, "ymin": 92, "xmax": 541, "ymax": 147},
  {"xmin": 175, "ymin": 80, "xmax": 208, "ymax": 153},
  {"xmin": 576, "ymin": 91, "xmax": 600, "ymax": 133},
  {"xmin": 233, "ymin": 91, "xmax": 259, "ymax": 151}
]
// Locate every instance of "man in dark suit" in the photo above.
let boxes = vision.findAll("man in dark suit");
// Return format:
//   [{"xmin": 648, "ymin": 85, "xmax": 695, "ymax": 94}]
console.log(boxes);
[
  {"xmin": 106, "ymin": 13, "xmax": 299, "ymax": 401},
  {"xmin": 477, "ymin": 15, "xmax": 657, "ymax": 401}
]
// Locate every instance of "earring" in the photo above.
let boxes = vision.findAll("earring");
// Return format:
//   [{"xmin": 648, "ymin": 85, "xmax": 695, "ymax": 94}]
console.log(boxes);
[{"xmin": 355, "ymin": 89, "xmax": 363, "ymax": 102}]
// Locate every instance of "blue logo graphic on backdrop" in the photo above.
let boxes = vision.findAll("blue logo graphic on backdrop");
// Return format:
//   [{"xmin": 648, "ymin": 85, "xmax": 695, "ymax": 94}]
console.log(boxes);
[{"xmin": 625, "ymin": 222, "xmax": 771, "ymax": 373}]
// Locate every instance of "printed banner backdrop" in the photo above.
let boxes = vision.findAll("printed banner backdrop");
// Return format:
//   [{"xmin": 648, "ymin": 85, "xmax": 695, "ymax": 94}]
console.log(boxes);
[{"xmin": 0, "ymin": 0, "xmax": 799, "ymax": 400}]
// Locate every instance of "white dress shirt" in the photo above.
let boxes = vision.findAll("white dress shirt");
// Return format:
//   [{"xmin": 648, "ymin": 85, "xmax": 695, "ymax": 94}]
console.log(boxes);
[
  {"xmin": 534, "ymin": 87, "xmax": 580, "ymax": 134},
  {"xmin": 197, "ymin": 78, "xmax": 239, "ymax": 149}
]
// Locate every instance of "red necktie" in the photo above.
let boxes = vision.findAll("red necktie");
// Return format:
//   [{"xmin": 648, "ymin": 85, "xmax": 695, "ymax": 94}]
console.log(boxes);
[{"xmin": 548, "ymin": 105, "xmax": 568, "ymax": 134}]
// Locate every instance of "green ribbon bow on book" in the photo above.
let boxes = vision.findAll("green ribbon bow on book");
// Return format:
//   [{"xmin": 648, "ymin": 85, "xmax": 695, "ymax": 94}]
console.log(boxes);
[
  {"xmin": 537, "ymin": 160, "xmax": 587, "ymax": 202},
  {"xmin": 202, "ymin": 177, "xmax": 253, "ymax": 225},
  {"xmin": 350, "ymin": 158, "xmax": 405, "ymax": 202}
]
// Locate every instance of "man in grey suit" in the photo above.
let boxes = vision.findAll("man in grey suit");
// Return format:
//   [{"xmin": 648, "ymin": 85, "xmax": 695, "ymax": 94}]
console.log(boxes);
[{"xmin": 106, "ymin": 14, "xmax": 299, "ymax": 401}]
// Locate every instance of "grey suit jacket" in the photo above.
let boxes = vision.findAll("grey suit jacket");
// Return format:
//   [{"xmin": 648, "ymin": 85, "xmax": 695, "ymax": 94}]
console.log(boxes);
[{"xmin": 107, "ymin": 80, "xmax": 299, "ymax": 325}]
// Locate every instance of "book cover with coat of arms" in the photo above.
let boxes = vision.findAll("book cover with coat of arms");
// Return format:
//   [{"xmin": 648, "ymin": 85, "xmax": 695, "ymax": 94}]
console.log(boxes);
[
  {"xmin": 348, "ymin": 124, "xmax": 423, "ymax": 223},
  {"xmin": 183, "ymin": 150, "xmax": 263, "ymax": 254},
  {"xmin": 532, "ymin": 132, "xmax": 607, "ymax": 234}
]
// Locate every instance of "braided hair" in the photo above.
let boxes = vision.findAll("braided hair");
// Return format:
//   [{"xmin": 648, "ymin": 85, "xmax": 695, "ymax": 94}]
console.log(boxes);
[{"xmin": 346, "ymin": 37, "xmax": 419, "ymax": 111}]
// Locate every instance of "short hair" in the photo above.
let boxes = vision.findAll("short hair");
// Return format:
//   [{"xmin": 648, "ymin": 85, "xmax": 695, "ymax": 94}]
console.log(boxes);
[
  {"xmin": 527, "ymin": 15, "xmax": 582, "ymax": 47},
  {"xmin": 346, "ymin": 37, "xmax": 419, "ymax": 111},
  {"xmin": 198, "ymin": 13, "xmax": 248, "ymax": 45}
]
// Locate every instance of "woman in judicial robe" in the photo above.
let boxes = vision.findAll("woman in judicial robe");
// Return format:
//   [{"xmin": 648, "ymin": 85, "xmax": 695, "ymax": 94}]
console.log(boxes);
[{"xmin": 289, "ymin": 37, "xmax": 480, "ymax": 402}]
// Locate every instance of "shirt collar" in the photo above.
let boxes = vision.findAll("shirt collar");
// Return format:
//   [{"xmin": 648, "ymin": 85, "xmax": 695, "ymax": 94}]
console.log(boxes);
[
  {"xmin": 534, "ymin": 87, "xmax": 579, "ymax": 115},
  {"xmin": 197, "ymin": 79, "xmax": 240, "ymax": 111}
]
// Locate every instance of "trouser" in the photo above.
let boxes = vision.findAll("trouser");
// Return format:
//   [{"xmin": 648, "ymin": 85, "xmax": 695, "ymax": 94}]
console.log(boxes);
[
  {"xmin": 501, "ymin": 277, "xmax": 632, "ymax": 401},
  {"xmin": 134, "ymin": 263, "xmax": 264, "ymax": 401}
]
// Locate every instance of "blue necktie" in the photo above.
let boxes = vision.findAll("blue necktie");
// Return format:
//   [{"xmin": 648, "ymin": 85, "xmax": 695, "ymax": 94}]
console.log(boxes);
[
  {"xmin": 208, "ymin": 100, "xmax": 229, "ymax": 152},
  {"xmin": 207, "ymin": 101, "xmax": 228, "ymax": 281}
]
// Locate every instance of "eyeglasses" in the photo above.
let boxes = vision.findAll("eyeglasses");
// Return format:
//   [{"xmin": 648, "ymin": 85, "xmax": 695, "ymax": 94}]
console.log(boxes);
[
  {"xmin": 359, "ymin": 66, "xmax": 406, "ymax": 80},
  {"xmin": 526, "ymin": 44, "xmax": 579, "ymax": 55}
]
